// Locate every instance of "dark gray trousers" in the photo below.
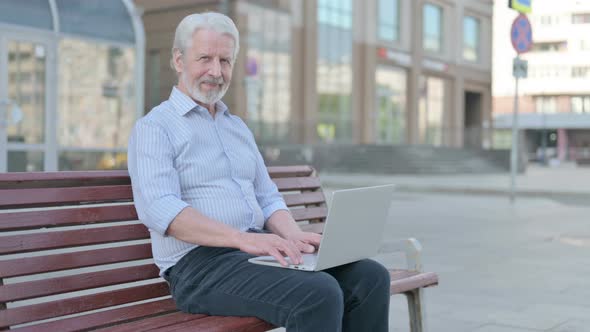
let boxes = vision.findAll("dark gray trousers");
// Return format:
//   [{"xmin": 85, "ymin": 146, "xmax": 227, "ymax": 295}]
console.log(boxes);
[{"xmin": 163, "ymin": 246, "xmax": 390, "ymax": 332}]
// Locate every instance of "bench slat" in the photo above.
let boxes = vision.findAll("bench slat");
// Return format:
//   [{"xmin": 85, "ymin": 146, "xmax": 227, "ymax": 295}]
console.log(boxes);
[
  {"xmin": 0, "ymin": 171, "xmax": 130, "ymax": 189},
  {"xmin": 0, "ymin": 166, "xmax": 313, "ymax": 189},
  {"xmin": 0, "ymin": 224, "xmax": 149, "ymax": 255},
  {"xmin": 267, "ymin": 165, "xmax": 314, "ymax": 178},
  {"xmin": 0, "ymin": 185, "xmax": 133, "ymax": 208},
  {"xmin": 0, "ymin": 243, "xmax": 152, "ymax": 278},
  {"xmin": 0, "ymin": 282, "xmax": 170, "ymax": 327},
  {"xmin": 154, "ymin": 315, "xmax": 275, "ymax": 332},
  {"xmin": 0, "ymin": 204, "xmax": 138, "ymax": 231},
  {"xmin": 10, "ymin": 298, "xmax": 178, "ymax": 332},
  {"xmin": 0, "ymin": 264, "xmax": 160, "ymax": 302},
  {"xmin": 299, "ymin": 222, "xmax": 325, "ymax": 234},
  {"xmin": 389, "ymin": 270, "xmax": 439, "ymax": 294},
  {"xmin": 282, "ymin": 192, "xmax": 326, "ymax": 207},
  {"xmin": 291, "ymin": 207, "xmax": 327, "ymax": 222},
  {"xmin": 97, "ymin": 312, "xmax": 206, "ymax": 332},
  {"xmin": 273, "ymin": 177, "xmax": 322, "ymax": 191}
]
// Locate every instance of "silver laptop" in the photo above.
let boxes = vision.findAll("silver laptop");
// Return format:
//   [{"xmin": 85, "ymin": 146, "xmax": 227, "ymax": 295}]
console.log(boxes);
[{"xmin": 248, "ymin": 184, "xmax": 396, "ymax": 271}]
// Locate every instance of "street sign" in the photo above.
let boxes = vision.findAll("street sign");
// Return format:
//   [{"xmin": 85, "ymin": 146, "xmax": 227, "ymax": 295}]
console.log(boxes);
[
  {"xmin": 513, "ymin": 57, "xmax": 528, "ymax": 78},
  {"xmin": 511, "ymin": 14, "xmax": 533, "ymax": 54},
  {"xmin": 508, "ymin": 0, "xmax": 532, "ymax": 14}
]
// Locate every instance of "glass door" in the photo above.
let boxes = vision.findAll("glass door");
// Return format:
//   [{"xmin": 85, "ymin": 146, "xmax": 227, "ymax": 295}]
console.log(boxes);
[{"xmin": 0, "ymin": 33, "xmax": 56, "ymax": 172}]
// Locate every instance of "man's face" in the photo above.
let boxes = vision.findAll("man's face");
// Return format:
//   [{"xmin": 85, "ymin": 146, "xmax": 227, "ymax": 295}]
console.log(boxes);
[{"xmin": 174, "ymin": 29, "xmax": 235, "ymax": 106}]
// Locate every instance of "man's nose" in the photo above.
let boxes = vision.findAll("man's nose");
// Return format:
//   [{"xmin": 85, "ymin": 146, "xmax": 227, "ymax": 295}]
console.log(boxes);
[{"xmin": 208, "ymin": 59, "xmax": 222, "ymax": 77}]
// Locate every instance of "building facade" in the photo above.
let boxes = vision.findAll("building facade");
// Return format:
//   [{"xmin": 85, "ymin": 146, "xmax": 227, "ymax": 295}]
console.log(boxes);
[
  {"xmin": 136, "ymin": 0, "xmax": 493, "ymax": 148},
  {"xmin": 493, "ymin": 0, "xmax": 590, "ymax": 162}
]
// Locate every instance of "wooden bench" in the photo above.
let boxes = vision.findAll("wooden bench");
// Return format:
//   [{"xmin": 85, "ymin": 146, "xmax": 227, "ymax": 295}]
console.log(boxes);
[{"xmin": 0, "ymin": 165, "xmax": 438, "ymax": 332}]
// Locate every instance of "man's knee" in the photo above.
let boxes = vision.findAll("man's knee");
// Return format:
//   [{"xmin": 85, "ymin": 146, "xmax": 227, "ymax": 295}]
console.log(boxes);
[
  {"xmin": 351, "ymin": 260, "xmax": 391, "ymax": 299},
  {"xmin": 294, "ymin": 272, "xmax": 344, "ymax": 315}
]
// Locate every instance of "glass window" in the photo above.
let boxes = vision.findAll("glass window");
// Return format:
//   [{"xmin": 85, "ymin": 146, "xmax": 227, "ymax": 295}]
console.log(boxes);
[
  {"xmin": 572, "ymin": 66, "xmax": 590, "ymax": 78},
  {"xmin": 572, "ymin": 13, "xmax": 590, "ymax": 24},
  {"xmin": 423, "ymin": 3, "xmax": 443, "ymax": 53},
  {"xmin": 55, "ymin": 0, "xmax": 135, "ymax": 43},
  {"xmin": 375, "ymin": 66, "xmax": 407, "ymax": 144},
  {"xmin": 418, "ymin": 76, "xmax": 445, "ymax": 146},
  {"xmin": 535, "ymin": 96, "xmax": 557, "ymax": 114},
  {"xmin": 571, "ymin": 96, "xmax": 590, "ymax": 113},
  {"xmin": 244, "ymin": 4, "xmax": 292, "ymax": 144},
  {"xmin": 0, "ymin": 0, "xmax": 53, "ymax": 30},
  {"xmin": 532, "ymin": 41, "xmax": 567, "ymax": 52},
  {"xmin": 378, "ymin": 0, "xmax": 400, "ymax": 43},
  {"xmin": 148, "ymin": 50, "xmax": 161, "ymax": 109},
  {"xmin": 463, "ymin": 16, "xmax": 480, "ymax": 61},
  {"xmin": 317, "ymin": 0, "xmax": 353, "ymax": 143},
  {"xmin": 58, "ymin": 38, "xmax": 136, "ymax": 149},
  {"xmin": 59, "ymin": 151, "xmax": 127, "ymax": 170},
  {"xmin": 7, "ymin": 41, "xmax": 46, "ymax": 144},
  {"xmin": 8, "ymin": 151, "xmax": 44, "ymax": 172}
]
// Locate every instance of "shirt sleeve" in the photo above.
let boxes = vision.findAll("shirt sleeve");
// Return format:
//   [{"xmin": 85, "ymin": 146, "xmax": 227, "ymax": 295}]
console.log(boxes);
[{"xmin": 127, "ymin": 119, "xmax": 189, "ymax": 235}]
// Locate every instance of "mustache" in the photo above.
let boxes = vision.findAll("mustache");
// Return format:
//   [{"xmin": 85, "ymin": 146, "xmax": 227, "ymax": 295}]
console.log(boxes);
[{"xmin": 199, "ymin": 77, "xmax": 224, "ymax": 85}]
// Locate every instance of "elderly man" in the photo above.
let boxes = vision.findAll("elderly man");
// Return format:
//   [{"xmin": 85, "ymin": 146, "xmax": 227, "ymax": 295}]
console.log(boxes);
[{"xmin": 128, "ymin": 12, "xmax": 390, "ymax": 331}]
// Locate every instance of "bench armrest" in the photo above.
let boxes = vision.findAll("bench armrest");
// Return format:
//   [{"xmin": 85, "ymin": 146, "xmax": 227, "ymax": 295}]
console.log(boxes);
[{"xmin": 378, "ymin": 237, "xmax": 423, "ymax": 272}]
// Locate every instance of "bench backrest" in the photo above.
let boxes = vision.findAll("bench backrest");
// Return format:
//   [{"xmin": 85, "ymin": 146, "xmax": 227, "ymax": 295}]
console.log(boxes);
[{"xmin": 0, "ymin": 165, "xmax": 326, "ymax": 330}]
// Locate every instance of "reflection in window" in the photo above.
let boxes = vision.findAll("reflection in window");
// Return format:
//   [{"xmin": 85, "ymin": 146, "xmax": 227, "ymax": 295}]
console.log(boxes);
[
  {"xmin": 58, "ymin": 38, "xmax": 136, "ymax": 149},
  {"xmin": 571, "ymin": 96, "xmax": 590, "ymax": 113},
  {"xmin": 375, "ymin": 66, "xmax": 406, "ymax": 144},
  {"xmin": 423, "ymin": 3, "xmax": 443, "ymax": 53},
  {"xmin": 0, "ymin": 0, "xmax": 53, "ymax": 30},
  {"xmin": 317, "ymin": 0, "xmax": 353, "ymax": 143},
  {"xmin": 55, "ymin": 0, "xmax": 135, "ymax": 43},
  {"xmin": 418, "ymin": 76, "xmax": 445, "ymax": 146},
  {"xmin": 463, "ymin": 16, "xmax": 480, "ymax": 61},
  {"xmin": 59, "ymin": 151, "xmax": 127, "ymax": 171},
  {"xmin": 8, "ymin": 151, "xmax": 43, "ymax": 172},
  {"xmin": 244, "ymin": 4, "xmax": 292, "ymax": 144},
  {"xmin": 7, "ymin": 41, "xmax": 46, "ymax": 144},
  {"xmin": 378, "ymin": 0, "xmax": 400, "ymax": 43}
]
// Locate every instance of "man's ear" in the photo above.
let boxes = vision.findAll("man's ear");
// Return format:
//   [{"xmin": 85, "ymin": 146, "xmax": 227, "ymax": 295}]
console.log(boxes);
[{"xmin": 172, "ymin": 49, "xmax": 184, "ymax": 74}]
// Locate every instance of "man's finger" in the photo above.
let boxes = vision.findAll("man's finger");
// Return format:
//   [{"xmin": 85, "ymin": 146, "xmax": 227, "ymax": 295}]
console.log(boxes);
[
  {"xmin": 280, "ymin": 241, "xmax": 302, "ymax": 265},
  {"xmin": 306, "ymin": 233, "xmax": 322, "ymax": 245},
  {"xmin": 268, "ymin": 248, "xmax": 288, "ymax": 267},
  {"xmin": 296, "ymin": 241, "xmax": 315, "ymax": 253}
]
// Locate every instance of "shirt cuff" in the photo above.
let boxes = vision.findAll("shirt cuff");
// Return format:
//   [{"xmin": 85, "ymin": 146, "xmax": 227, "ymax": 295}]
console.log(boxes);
[
  {"xmin": 146, "ymin": 195, "xmax": 190, "ymax": 235},
  {"xmin": 262, "ymin": 200, "xmax": 289, "ymax": 221}
]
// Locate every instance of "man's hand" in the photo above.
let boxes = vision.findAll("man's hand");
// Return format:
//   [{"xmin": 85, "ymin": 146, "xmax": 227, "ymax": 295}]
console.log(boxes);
[
  {"xmin": 236, "ymin": 232, "xmax": 303, "ymax": 267},
  {"xmin": 284, "ymin": 231, "xmax": 322, "ymax": 254}
]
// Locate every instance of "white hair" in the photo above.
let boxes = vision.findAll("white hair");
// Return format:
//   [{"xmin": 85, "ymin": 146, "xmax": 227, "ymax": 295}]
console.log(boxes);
[{"xmin": 170, "ymin": 12, "xmax": 240, "ymax": 70}]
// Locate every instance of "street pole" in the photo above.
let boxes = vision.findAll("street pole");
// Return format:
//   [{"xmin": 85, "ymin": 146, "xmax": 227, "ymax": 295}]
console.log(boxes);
[{"xmin": 510, "ymin": 56, "xmax": 520, "ymax": 203}]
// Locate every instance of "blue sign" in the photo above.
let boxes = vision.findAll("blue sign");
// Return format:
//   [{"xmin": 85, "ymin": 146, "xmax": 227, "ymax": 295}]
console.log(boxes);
[{"xmin": 511, "ymin": 14, "xmax": 533, "ymax": 54}]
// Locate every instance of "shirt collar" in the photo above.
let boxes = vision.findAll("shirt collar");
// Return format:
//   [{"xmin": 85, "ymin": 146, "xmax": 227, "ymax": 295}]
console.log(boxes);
[{"xmin": 169, "ymin": 86, "xmax": 230, "ymax": 117}]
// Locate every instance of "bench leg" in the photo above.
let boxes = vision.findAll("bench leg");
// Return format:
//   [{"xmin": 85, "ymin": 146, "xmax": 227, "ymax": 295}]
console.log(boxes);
[{"xmin": 404, "ymin": 288, "xmax": 427, "ymax": 332}]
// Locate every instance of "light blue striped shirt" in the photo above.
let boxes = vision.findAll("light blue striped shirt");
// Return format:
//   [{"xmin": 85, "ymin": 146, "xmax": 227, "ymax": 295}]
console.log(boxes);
[{"xmin": 128, "ymin": 87, "xmax": 288, "ymax": 276}]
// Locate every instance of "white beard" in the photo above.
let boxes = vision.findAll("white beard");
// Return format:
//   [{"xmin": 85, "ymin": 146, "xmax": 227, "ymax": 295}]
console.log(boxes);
[{"xmin": 181, "ymin": 72, "xmax": 229, "ymax": 105}]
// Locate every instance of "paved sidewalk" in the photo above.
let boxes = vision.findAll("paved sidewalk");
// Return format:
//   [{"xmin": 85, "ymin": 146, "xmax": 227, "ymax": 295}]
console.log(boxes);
[
  {"xmin": 315, "ymin": 163, "xmax": 590, "ymax": 331},
  {"xmin": 373, "ymin": 192, "xmax": 590, "ymax": 332}
]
